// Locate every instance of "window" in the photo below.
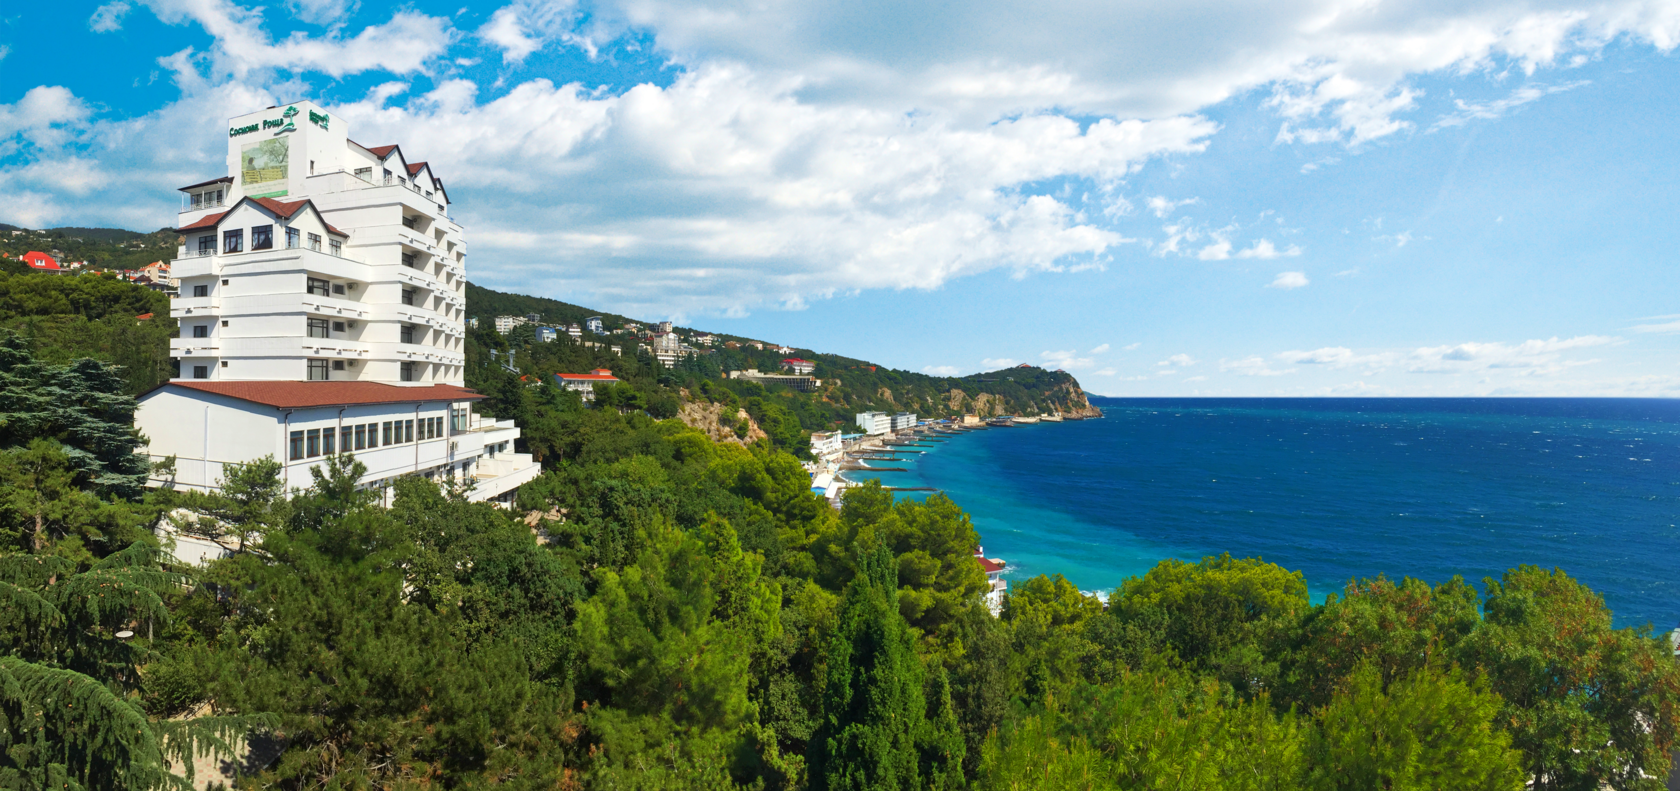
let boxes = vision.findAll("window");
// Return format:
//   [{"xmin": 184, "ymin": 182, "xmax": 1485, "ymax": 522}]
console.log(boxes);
[
  {"xmin": 383, "ymin": 169, "xmax": 392, "ymax": 182},
  {"xmin": 307, "ymin": 359, "xmax": 329, "ymax": 380},
  {"xmin": 251, "ymin": 224, "xmax": 273, "ymax": 250},
  {"xmin": 193, "ymin": 284, "xmax": 209, "ymax": 298},
  {"xmin": 286, "ymin": 227, "xmax": 300, "ymax": 249},
  {"xmin": 220, "ymin": 361, "xmax": 228, "ymax": 368},
  {"xmin": 401, "ymin": 289, "xmax": 415, "ymax": 306},
  {"xmin": 352, "ymin": 424, "xmax": 364, "ymax": 450},
  {"xmin": 307, "ymin": 318, "xmax": 329, "ymax": 338},
  {"xmin": 332, "ymin": 321, "xmax": 345, "ymax": 332},
  {"xmin": 382, "ymin": 421, "xmax": 393, "ymax": 445},
  {"xmin": 308, "ymin": 233, "xmax": 322, "ymax": 252},
  {"xmin": 402, "ymin": 215, "xmax": 417, "ymax": 229},
  {"xmin": 192, "ymin": 365, "xmax": 208, "ymax": 379},
  {"xmin": 330, "ymin": 239, "xmax": 342, "ymax": 257},
  {"xmin": 289, "ymin": 431, "xmax": 304, "ymax": 460},
  {"xmin": 221, "ymin": 320, "xmax": 229, "ymax": 327},
  {"xmin": 332, "ymin": 360, "xmax": 345, "ymax": 370},
  {"xmin": 340, "ymin": 427, "xmax": 352, "ymax": 452},
  {"xmin": 306, "ymin": 277, "xmax": 330, "ymax": 297},
  {"xmin": 451, "ymin": 406, "xmax": 467, "ymax": 432},
  {"xmin": 198, "ymin": 235, "xmax": 215, "ymax": 255},
  {"xmin": 404, "ymin": 420, "xmax": 414, "ymax": 443},
  {"xmin": 400, "ymin": 325, "xmax": 415, "ymax": 344},
  {"xmin": 322, "ymin": 428, "xmax": 335, "ymax": 456},
  {"xmin": 400, "ymin": 361, "xmax": 416, "ymax": 382},
  {"xmin": 401, "ymin": 252, "xmax": 416, "ymax": 268},
  {"xmin": 223, "ymin": 229, "xmax": 243, "ymax": 254},
  {"xmin": 306, "ymin": 429, "xmax": 320, "ymax": 457},
  {"xmin": 354, "ymin": 167, "xmax": 372, "ymax": 181},
  {"xmin": 363, "ymin": 423, "xmax": 376, "ymax": 449},
  {"xmin": 192, "ymin": 325, "xmax": 208, "ymax": 338},
  {"xmin": 221, "ymin": 279, "xmax": 229, "ymax": 285},
  {"xmin": 332, "ymin": 283, "xmax": 345, "ymax": 295}
]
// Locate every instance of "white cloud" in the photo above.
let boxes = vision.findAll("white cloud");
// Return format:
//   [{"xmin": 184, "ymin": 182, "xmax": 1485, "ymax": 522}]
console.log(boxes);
[
  {"xmin": 1157, "ymin": 354, "xmax": 1196, "ymax": 367},
  {"xmin": 1408, "ymin": 335, "xmax": 1619, "ymax": 374},
  {"xmin": 1197, "ymin": 239, "xmax": 1233, "ymax": 260},
  {"xmin": 1185, "ymin": 375, "xmax": 1208, "ymax": 382},
  {"xmin": 1630, "ymin": 314, "xmax": 1680, "ymax": 334},
  {"xmin": 479, "ymin": 1, "xmax": 585, "ymax": 64},
  {"xmin": 922, "ymin": 365, "xmax": 961, "ymax": 376},
  {"xmin": 1089, "ymin": 343, "xmax": 1110, "ymax": 354},
  {"xmin": 1122, "ymin": 342, "xmax": 1141, "ymax": 350},
  {"xmin": 1094, "ymin": 367, "xmax": 1118, "ymax": 376},
  {"xmin": 1041, "ymin": 349, "xmax": 1095, "ymax": 369},
  {"xmin": 1146, "ymin": 195, "xmax": 1199, "ymax": 217},
  {"xmin": 1267, "ymin": 271, "xmax": 1309, "ymax": 289},
  {"xmin": 982, "ymin": 357, "xmax": 1019, "ymax": 369},
  {"xmin": 1221, "ymin": 356, "xmax": 1294, "ymax": 376},
  {"xmin": 132, "ymin": 1, "xmax": 453, "ymax": 78},
  {"xmin": 1430, "ymin": 81, "xmax": 1592, "ymax": 132},
  {"xmin": 90, "ymin": 1, "xmax": 131, "ymax": 32},
  {"xmin": 1235, "ymin": 239, "xmax": 1301, "ymax": 259}
]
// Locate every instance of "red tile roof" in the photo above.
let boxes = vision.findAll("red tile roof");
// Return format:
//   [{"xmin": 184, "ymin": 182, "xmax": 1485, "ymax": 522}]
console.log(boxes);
[
  {"xmin": 178, "ymin": 210, "xmax": 228, "ymax": 232},
  {"xmin": 23, "ymin": 252, "xmax": 59, "ymax": 270},
  {"xmin": 174, "ymin": 199, "xmax": 347, "ymax": 237},
  {"xmin": 407, "ymin": 162, "xmax": 427, "ymax": 175},
  {"xmin": 366, "ymin": 145, "xmax": 398, "ymax": 159},
  {"xmin": 135, "ymin": 313, "xmax": 154, "ymax": 321},
  {"xmin": 555, "ymin": 373, "xmax": 619, "ymax": 382},
  {"xmin": 178, "ymin": 176, "xmax": 234, "ymax": 192},
  {"xmin": 977, "ymin": 557, "xmax": 1005, "ymax": 573},
  {"xmin": 150, "ymin": 381, "xmax": 483, "ymax": 409}
]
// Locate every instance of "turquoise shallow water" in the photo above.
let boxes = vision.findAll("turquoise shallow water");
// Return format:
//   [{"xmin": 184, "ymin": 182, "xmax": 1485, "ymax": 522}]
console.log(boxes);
[{"xmin": 845, "ymin": 398, "xmax": 1680, "ymax": 630}]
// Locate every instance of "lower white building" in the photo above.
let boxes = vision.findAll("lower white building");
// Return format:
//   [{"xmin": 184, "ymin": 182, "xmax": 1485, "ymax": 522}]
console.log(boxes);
[
  {"xmin": 856, "ymin": 411, "xmax": 891, "ymax": 435},
  {"xmin": 810, "ymin": 430, "xmax": 843, "ymax": 460},
  {"xmin": 892, "ymin": 412, "xmax": 917, "ymax": 431},
  {"xmin": 140, "ymin": 380, "xmax": 540, "ymax": 505}
]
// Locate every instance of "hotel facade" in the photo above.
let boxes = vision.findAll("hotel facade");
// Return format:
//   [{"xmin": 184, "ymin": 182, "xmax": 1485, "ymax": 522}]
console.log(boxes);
[{"xmin": 137, "ymin": 100, "xmax": 541, "ymax": 505}]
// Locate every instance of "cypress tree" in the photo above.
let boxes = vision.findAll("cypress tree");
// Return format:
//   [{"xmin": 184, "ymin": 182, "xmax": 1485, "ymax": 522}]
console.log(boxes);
[{"xmin": 809, "ymin": 541, "xmax": 965, "ymax": 791}]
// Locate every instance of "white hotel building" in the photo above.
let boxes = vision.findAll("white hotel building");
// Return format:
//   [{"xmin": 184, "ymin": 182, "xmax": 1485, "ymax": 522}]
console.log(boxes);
[{"xmin": 137, "ymin": 100, "xmax": 541, "ymax": 505}]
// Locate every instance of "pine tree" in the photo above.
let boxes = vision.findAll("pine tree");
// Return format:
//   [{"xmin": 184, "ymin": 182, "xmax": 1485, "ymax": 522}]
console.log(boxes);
[{"xmin": 0, "ymin": 329, "xmax": 149, "ymax": 500}]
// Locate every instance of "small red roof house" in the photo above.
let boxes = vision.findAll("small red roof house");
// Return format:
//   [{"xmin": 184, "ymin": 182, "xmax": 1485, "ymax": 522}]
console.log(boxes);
[
  {"xmin": 22, "ymin": 252, "xmax": 59, "ymax": 271},
  {"xmin": 783, "ymin": 358, "xmax": 815, "ymax": 375},
  {"xmin": 135, "ymin": 313, "xmax": 155, "ymax": 321},
  {"xmin": 1016, "ymin": 363, "xmax": 1034, "ymax": 368},
  {"xmin": 554, "ymin": 369, "xmax": 620, "ymax": 401}
]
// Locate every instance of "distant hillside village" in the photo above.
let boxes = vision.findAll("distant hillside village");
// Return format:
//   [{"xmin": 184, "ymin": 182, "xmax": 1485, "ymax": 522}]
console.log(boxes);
[
  {"xmin": 491, "ymin": 310, "xmax": 825, "ymax": 390},
  {"xmin": 1, "ymin": 225, "xmax": 182, "ymax": 292}
]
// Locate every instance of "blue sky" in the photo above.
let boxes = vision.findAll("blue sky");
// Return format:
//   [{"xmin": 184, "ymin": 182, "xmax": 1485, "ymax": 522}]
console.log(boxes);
[{"xmin": 3, "ymin": 0, "xmax": 1679, "ymax": 395}]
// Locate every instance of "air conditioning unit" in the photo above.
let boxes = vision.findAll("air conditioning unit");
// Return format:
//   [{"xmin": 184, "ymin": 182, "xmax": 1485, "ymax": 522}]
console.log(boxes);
[
  {"xmin": 346, "ymin": 282, "xmax": 358, "ymax": 290},
  {"xmin": 347, "ymin": 361, "xmax": 357, "ymax": 368},
  {"xmin": 347, "ymin": 320, "xmax": 358, "ymax": 328}
]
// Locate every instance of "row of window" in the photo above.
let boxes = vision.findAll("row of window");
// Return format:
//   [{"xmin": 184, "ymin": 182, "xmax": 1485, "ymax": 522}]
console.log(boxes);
[
  {"xmin": 287, "ymin": 416, "xmax": 448, "ymax": 460},
  {"xmin": 304, "ymin": 359, "xmax": 420, "ymax": 381},
  {"xmin": 201, "ymin": 227, "xmax": 340, "ymax": 256}
]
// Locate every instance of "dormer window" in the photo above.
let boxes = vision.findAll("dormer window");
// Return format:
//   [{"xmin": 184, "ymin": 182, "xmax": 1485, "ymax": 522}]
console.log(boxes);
[
  {"xmin": 329, "ymin": 239, "xmax": 342, "ymax": 256},
  {"xmin": 222, "ymin": 229, "xmax": 243, "ymax": 254},
  {"xmin": 286, "ymin": 227, "xmax": 300, "ymax": 248},
  {"xmin": 251, "ymin": 225, "xmax": 273, "ymax": 250}
]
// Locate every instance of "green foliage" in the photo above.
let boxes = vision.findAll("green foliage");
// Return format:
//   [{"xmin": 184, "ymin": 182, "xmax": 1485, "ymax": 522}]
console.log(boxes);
[
  {"xmin": 1457, "ymin": 565, "xmax": 1680, "ymax": 791},
  {"xmin": 1108, "ymin": 552, "xmax": 1309, "ymax": 690},
  {"xmin": 808, "ymin": 542, "xmax": 964, "ymax": 791},
  {"xmin": 0, "ymin": 330, "xmax": 150, "ymax": 499},
  {"xmin": 1307, "ymin": 663, "xmax": 1524, "ymax": 791}
]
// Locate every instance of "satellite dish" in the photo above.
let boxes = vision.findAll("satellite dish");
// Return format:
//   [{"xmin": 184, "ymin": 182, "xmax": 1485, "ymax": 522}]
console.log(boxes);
[{"xmin": 115, "ymin": 630, "xmax": 135, "ymax": 639}]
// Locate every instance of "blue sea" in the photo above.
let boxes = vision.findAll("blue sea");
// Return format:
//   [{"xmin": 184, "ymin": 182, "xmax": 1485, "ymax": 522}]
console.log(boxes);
[{"xmin": 847, "ymin": 398, "xmax": 1680, "ymax": 631}]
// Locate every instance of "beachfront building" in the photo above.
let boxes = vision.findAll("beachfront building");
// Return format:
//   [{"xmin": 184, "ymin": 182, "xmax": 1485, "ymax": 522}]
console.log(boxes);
[
  {"xmin": 138, "ymin": 99, "xmax": 541, "ymax": 509},
  {"xmin": 857, "ymin": 411, "xmax": 892, "ymax": 435},
  {"xmin": 783, "ymin": 358, "xmax": 815, "ymax": 375},
  {"xmin": 652, "ymin": 332, "xmax": 685, "ymax": 367},
  {"xmin": 892, "ymin": 412, "xmax": 918, "ymax": 431},
  {"xmin": 810, "ymin": 430, "xmax": 844, "ymax": 460},
  {"xmin": 555, "ymin": 368, "xmax": 619, "ymax": 401}
]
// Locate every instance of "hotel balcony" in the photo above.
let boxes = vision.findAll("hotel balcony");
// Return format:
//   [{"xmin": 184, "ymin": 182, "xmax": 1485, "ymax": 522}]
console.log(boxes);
[
  {"xmin": 171, "ymin": 295, "xmax": 220, "ymax": 319},
  {"xmin": 171, "ymin": 339, "xmax": 221, "ymax": 357}
]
